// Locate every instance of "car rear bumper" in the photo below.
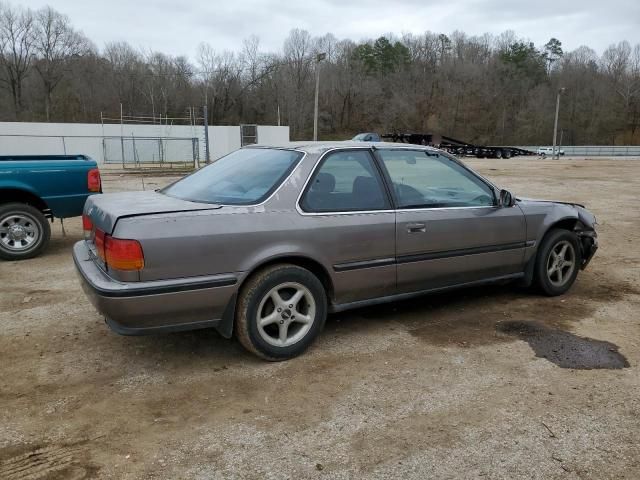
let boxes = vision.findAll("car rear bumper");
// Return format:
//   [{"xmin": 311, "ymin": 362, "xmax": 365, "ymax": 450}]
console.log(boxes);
[{"xmin": 72, "ymin": 241, "xmax": 238, "ymax": 337}]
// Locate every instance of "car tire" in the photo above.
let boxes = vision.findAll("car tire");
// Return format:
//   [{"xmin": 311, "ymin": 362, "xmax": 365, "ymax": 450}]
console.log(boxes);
[
  {"xmin": 235, "ymin": 264, "xmax": 327, "ymax": 361},
  {"xmin": 534, "ymin": 229, "xmax": 581, "ymax": 296},
  {"xmin": 0, "ymin": 203, "xmax": 51, "ymax": 261}
]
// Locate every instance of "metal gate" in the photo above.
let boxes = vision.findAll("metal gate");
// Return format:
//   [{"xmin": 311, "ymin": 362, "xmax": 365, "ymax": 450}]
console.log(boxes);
[{"xmin": 240, "ymin": 125, "xmax": 258, "ymax": 146}]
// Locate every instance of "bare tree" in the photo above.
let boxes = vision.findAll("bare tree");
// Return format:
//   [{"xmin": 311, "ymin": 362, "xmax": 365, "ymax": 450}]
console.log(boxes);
[
  {"xmin": 33, "ymin": 6, "xmax": 91, "ymax": 120},
  {"xmin": 0, "ymin": 2, "xmax": 35, "ymax": 119},
  {"xmin": 103, "ymin": 41, "xmax": 143, "ymax": 111},
  {"xmin": 198, "ymin": 43, "xmax": 243, "ymax": 123}
]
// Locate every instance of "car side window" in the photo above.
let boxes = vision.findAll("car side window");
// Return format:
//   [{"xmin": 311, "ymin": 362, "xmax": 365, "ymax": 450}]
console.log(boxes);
[
  {"xmin": 300, "ymin": 150, "xmax": 390, "ymax": 212},
  {"xmin": 378, "ymin": 150, "xmax": 495, "ymax": 209}
]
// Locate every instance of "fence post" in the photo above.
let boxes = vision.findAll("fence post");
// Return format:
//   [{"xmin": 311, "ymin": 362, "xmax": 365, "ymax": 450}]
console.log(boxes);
[
  {"xmin": 203, "ymin": 105, "xmax": 210, "ymax": 164},
  {"xmin": 120, "ymin": 103, "xmax": 125, "ymax": 168},
  {"xmin": 193, "ymin": 138, "xmax": 199, "ymax": 169}
]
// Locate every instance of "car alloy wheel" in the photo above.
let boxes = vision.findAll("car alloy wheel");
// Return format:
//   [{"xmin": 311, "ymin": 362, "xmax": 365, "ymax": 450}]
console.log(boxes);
[
  {"xmin": 546, "ymin": 240, "xmax": 576, "ymax": 287},
  {"xmin": 235, "ymin": 264, "xmax": 327, "ymax": 360},
  {"xmin": 256, "ymin": 282, "xmax": 316, "ymax": 347}
]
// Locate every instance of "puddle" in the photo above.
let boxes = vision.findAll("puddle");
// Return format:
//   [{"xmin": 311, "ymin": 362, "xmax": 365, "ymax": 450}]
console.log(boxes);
[{"xmin": 497, "ymin": 320, "xmax": 630, "ymax": 370}]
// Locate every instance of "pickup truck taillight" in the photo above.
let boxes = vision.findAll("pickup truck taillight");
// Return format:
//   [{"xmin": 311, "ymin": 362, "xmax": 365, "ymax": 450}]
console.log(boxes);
[
  {"xmin": 82, "ymin": 214, "xmax": 93, "ymax": 239},
  {"xmin": 88, "ymin": 168, "xmax": 101, "ymax": 192},
  {"xmin": 93, "ymin": 228, "xmax": 144, "ymax": 271}
]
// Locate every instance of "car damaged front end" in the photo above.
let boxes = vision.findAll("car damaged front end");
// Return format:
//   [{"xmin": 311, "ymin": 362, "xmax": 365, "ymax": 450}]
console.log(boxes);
[
  {"xmin": 516, "ymin": 197, "xmax": 598, "ymax": 277},
  {"xmin": 574, "ymin": 205, "xmax": 598, "ymax": 269}
]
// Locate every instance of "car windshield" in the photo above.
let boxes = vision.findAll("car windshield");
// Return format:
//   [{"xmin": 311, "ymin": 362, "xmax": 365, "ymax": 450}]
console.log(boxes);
[
  {"xmin": 352, "ymin": 133, "xmax": 367, "ymax": 140},
  {"xmin": 161, "ymin": 148, "xmax": 303, "ymax": 205}
]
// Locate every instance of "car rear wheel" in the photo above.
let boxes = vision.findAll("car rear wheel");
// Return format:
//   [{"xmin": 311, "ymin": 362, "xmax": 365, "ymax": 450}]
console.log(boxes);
[
  {"xmin": 235, "ymin": 264, "xmax": 327, "ymax": 360},
  {"xmin": 534, "ymin": 229, "xmax": 581, "ymax": 296},
  {"xmin": 0, "ymin": 203, "xmax": 51, "ymax": 261}
]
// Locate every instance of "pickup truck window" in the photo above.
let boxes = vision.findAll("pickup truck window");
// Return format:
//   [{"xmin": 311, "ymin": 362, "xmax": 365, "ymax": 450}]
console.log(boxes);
[{"xmin": 161, "ymin": 148, "xmax": 303, "ymax": 205}]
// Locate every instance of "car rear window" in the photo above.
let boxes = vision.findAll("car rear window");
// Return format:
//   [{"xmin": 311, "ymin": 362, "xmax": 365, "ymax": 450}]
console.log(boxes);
[{"xmin": 161, "ymin": 148, "xmax": 303, "ymax": 205}]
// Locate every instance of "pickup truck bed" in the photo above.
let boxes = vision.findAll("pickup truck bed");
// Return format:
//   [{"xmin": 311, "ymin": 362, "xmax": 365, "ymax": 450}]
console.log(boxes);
[{"xmin": 0, "ymin": 154, "xmax": 101, "ymax": 260}]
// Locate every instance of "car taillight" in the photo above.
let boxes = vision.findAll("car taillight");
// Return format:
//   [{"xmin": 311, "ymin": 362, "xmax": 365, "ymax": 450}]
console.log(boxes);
[
  {"xmin": 88, "ymin": 168, "xmax": 101, "ymax": 192},
  {"xmin": 92, "ymin": 228, "xmax": 144, "ymax": 271},
  {"xmin": 82, "ymin": 214, "xmax": 93, "ymax": 239},
  {"xmin": 94, "ymin": 229, "xmax": 106, "ymax": 262},
  {"xmin": 105, "ymin": 236, "xmax": 145, "ymax": 271}
]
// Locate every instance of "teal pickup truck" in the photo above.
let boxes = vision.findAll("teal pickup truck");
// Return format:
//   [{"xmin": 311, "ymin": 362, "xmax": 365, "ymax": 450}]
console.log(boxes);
[{"xmin": 0, "ymin": 155, "xmax": 101, "ymax": 260}]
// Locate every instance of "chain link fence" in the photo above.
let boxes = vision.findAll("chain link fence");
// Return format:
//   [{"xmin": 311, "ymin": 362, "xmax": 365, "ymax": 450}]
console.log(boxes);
[{"xmin": 102, "ymin": 136, "xmax": 199, "ymax": 168}]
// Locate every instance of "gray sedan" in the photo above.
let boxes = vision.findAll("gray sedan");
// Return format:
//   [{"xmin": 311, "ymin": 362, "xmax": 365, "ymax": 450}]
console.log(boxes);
[{"xmin": 74, "ymin": 142, "xmax": 598, "ymax": 360}]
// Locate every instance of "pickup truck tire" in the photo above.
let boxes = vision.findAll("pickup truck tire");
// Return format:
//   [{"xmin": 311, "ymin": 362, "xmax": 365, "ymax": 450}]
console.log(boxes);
[{"xmin": 0, "ymin": 203, "xmax": 51, "ymax": 260}]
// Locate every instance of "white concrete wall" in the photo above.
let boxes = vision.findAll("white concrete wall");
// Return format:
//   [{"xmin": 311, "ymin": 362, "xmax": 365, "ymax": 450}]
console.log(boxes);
[
  {"xmin": 257, "ymin": 125, "xmax": 290, "ymax": 146},
  {"xmin": 0, "ymin": 122, "xmax": 289, "ymax": 163},
  {"xmin": 210, "ymin": 126, "xmax": 241, "ymax": 161}
]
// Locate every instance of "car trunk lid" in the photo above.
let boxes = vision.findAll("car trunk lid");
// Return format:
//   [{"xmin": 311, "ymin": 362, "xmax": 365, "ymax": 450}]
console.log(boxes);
[{"xmin": 85, "ymin": 190, "xmax": 221, "ymax": 234}]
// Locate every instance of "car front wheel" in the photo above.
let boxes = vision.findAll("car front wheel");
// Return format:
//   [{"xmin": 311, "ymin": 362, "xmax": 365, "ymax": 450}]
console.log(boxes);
[
  {"xmin": 534, "ymin": 229, "xmax": 581, "ymax": 296},
  {"xmin": 235, "ymin": 264, "xmax": 327, "ymax": 360}
]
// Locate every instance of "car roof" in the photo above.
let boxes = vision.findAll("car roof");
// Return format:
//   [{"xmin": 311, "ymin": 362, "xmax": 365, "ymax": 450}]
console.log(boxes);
[{"xmin": 248, "ymin": 141, "xmax": 442, "ymax": 155}]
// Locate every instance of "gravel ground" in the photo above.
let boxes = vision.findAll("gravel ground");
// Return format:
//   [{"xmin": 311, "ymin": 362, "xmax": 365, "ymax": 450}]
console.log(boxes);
[{"xmin": 1, "ymin": 158, "xmax": 639, "ymax": 479}]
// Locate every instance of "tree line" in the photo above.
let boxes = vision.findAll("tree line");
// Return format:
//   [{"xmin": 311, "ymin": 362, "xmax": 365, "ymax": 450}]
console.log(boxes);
[{"xmin": 1, "ymin": 2, "xmax": 639, "ymax": 145}]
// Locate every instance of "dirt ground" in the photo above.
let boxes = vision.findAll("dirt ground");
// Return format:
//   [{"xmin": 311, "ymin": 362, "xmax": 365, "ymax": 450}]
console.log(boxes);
[{"xmin": 1, "ymin": 158, "xmax": 639, "ymax": 479}]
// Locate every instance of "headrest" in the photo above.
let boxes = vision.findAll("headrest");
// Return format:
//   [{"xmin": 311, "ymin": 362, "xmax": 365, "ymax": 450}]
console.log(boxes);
[
  {"xmin": 311, "ymin": 172, "xmax": 336, "ymax": 193},
  {"xmin": 353, "ymin": 175, "xmax": 378, "ymax": 195}
]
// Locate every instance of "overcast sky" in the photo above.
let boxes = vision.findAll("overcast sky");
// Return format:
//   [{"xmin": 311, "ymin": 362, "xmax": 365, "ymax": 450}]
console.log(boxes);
[{"xmin": 18, "ymin": 0, "xmax": 640, "ymax": 59}]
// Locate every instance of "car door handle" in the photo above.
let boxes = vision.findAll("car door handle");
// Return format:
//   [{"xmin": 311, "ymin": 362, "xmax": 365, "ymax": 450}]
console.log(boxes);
[{"xmin": 407, "ymin": 223, "xmax": 426, "ymax": 233}]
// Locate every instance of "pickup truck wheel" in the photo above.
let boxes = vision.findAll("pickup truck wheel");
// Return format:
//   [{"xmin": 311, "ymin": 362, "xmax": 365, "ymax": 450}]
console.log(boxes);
[
  {"xmin": 0, "ymin": 203, "xmax": 51, "ymax": 260},
  {"xmin": 534, "ymin": 229, "xmax": 581, "ymax": 296},
  {"xmin": 235, "ymin": 264, "xmax": 327, "ymax": 361}
]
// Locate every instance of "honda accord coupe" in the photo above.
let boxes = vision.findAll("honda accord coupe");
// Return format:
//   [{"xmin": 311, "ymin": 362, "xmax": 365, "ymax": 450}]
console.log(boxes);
[{"xmin": 74, "ymin": 142, "xmax": 598, "ymax": 360}]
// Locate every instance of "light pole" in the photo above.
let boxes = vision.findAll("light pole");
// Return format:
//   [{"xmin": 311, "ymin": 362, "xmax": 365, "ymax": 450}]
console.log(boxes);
[
  {"xmin": 313, "ymin": 52, "xmax": 327, "ymax": 141},
  {"xmin": 552, "ymin": 87, "xmax": 565, "ymax": 159}
]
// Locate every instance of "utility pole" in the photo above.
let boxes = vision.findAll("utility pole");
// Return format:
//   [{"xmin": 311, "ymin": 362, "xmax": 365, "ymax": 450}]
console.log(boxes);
[
  {"xmin": 552, "ymin": 88, "xmax": 565, "ymax": 159},
  {"xmin": 313, "ymin": 52, "xmax": 327, "ymax": 141}
]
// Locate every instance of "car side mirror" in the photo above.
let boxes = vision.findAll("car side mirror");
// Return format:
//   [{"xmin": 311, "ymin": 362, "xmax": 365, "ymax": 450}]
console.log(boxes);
[{"xmin": 499, "ymin": 189, "xmax": 515, "ymax": 207}]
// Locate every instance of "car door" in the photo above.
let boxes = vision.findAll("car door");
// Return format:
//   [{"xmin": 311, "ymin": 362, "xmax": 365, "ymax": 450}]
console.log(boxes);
[
  {"xmin": 376, "ymin": 148, "xmax": 526, "ymax": 294},
  {"xmin": 297, "ymin": 148, "xmax": 396, "ymax": 304}
]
